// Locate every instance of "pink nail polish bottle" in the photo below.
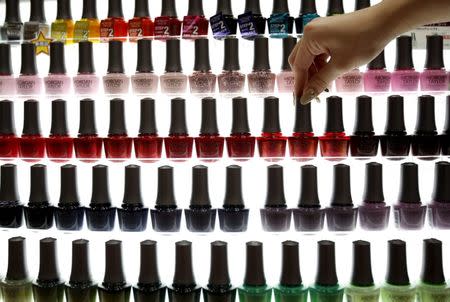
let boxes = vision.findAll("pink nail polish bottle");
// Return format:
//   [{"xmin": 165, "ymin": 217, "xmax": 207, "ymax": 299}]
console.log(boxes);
[
  {"xmin": 217, "ymin": 37, "xmax": 245, "ymax": 96},
  {"xmin": 44, "ymin": 41, "xmax": 72, "ymax": 96},
  {"xmin": 335, "ymin": 68, "xmax": 363, "ymax": 93},
  {"xmin": 131, "ymin": 39, "xmax": 158, "ymax": 95},
  {"xmin": 73, "ymin": 41, "xmax": 100, "ymax": 96},
  {"xmin": 16, "ymin": 43, "xmax": 43, "ymax": 97},
  {"xmin": 189, "ymin": 38, "xmax": 216, "ymax": 95},
  {"xmin": 0, "ymin": 44, "xmax": 16, "ymax": 96},
  {"xmin": 102, "ymin": 40, "xmax": 130, "ymax": 95},
  {"xmin": 160, "ymin": 39, "xmax": 188, "ymax": 95},
  {"xmin": 363, "ymin": 50, "xmax": 391, "ymax": 92},
  {"xmin": 247, "ymin": 37, "xmax": 276, "ymax": 95},
  {"xmin": 391, "ymin": 35, "xmax": 419, "ymax": 92},
  {"xmin": 420, "ymin": 35, "xmax": 449, "ymax": 92},
  {"xmin": 276, "ymin": 37, "xmax": 296, "ymax": 93}
]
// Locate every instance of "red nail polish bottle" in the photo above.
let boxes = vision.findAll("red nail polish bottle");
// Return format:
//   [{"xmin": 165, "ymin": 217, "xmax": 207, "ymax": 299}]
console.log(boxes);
[
  {"xmin": 134, "ymin": 98, "xmax": 163, "ymax": 163},
  {"xmin": 128, "ymin": 0, "xmax": 154, "ymax": 41},
  {"xmin": 226, "ymin": 97, "xmax": 255, "ymax": 159},
  {"xmin": 19, "ymin": 100, "xmax": 45, "ymax": 162},
  {"xmin": 288, "ymin": 102, "xmax": 318, "ymax": 161},
  {"xmin": 319, "ymin": 96, "xmax": 350, "ymax": 160},
  {"xmin": 257, "ymin": 96, "xmax": 287, "ymax": 160},
  {"xmin": 104, "ymin": 98, "xmax": 132, "ymax": 161},
  {"xmin": 74, "ymin": 99, "xmax": 103, "ymax": 162},
  {"xmin": 195, "ymin": 97, "xmax": 224, "ymax": 161},
  {"xmin": 100, "ymin": 0, "xmax": 127, "ymax": 42},
  {"xmin": 182, "ymin": 0, "xmax": 209, "ymax": 39},
  {"xmin": 154, "ymin": 0, "xmax": 182, "ymax": 39},
  {"xmin": 0, "ymin": 100, "xmax": 18, "ymax": 159},
  {"xmin": 46, "ymin": 99, "xmax": 74, "ymax": 162},
  {"xmin": 165, "ymin": 98, "xmax": 193, "ymax": 160}
]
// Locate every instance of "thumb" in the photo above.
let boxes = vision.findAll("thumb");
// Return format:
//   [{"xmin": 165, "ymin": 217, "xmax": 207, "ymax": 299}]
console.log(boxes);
[{"xmin": 299, "ymin": 61, "xmax": 342, "ymax": 104}]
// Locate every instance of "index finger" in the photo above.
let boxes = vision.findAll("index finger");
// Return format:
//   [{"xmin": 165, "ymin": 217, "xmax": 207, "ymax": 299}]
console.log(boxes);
[{"xmin": 290, "ymin": 38, "xmax": 316, "ymax": 97}]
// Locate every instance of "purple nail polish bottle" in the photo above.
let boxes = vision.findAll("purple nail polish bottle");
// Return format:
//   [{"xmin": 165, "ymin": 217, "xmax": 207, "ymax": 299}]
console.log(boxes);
[
  {"xmin": 326, "ymin": 164, "xmax": 358, "ymax": 232},
  {"xmin": 411, "ymin": 95, "xmax": 440, "ymax": 159},
  {"xmin": 363, "ymin": 50, "xmax": 391, "ymax": 92},
  {"xmin": 358, "ymin": 162, "xmax": 390, "ymax": 230},
  {"xmin": 420, "ymin": 35, "xmax": 449, "ymax": 92},
  {"xmin": 393, "ymin": 162, "xmax": 426, "ymax": 230},
  {"xmin": 440, "ymin": 96, "xmax": 450, "ymax": 156},
  {"xmin": 350, "ymin": 95, "xmax": 379, "ymax": 158},
  {"xmin": 428, "ymin": 161, "xmax": 450, "ymax": 229},
  {"xmin": 391, "ymin": 35, "xmax": 419, "ymax": 92},
  {"xmin": 0, "ymin": 44, "xmax": 16, "ymax": 96}
]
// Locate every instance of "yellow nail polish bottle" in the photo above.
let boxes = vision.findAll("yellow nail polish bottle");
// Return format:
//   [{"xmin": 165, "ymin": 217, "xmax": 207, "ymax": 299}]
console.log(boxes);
[
  {"xmin": 51, "ymin": 0, "xmax": 74, "ymax": 44},
  {"xmin": 74, "ymin": 0, "xmax": 100, "ymax": 43}
]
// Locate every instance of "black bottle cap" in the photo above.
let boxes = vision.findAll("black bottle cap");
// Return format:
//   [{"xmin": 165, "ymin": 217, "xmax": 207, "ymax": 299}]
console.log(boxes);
[
  {"xmin": 351, "ymin": 240, "xmax": 374, "ymax": 287},
  {"xmin": 165, "ymin": 39, "xmax": 182, "ymax": 73},
  {"xmin": 139, "ymin": 98, "xmax": 157, "ymax": 135},
  {"xmin": 22, "ymin": 100, "xmax": 41, "ymax": 135},
  {"xmin": 223, "ymin": 38, "xmax": 240, "ymax": 71},
  {"xmin": 385, "ymin": 95, "xmax": 406, "ymax": 133},
  {"xmin": 161, "ymin": 0, "xmax": 177, "ymax": 17},
  {"xmin": 315, "ymin": 240, "xmax": 338, "ymax": 286},
  {"xmin": 90, "ymin": 165, "xmax": 111, "ymax": 205},
  {"xmin": 29, "ymin": 164, "xmax": 49, "ymax": 204},
  {"xmin": 108, "ymin": 98, "xmax": 127, "ymax": 135},
  {"xmin": 103, "ymin": 240, "xmax": 126, "ymax": 285},
  {"xmin": 262, "ymin": 96, "xmax": 281, "ymax": 133},
  {"xmin": 244, "ymin": 0, "xmax": 262, "ymax": 14},
  {"xmin": 0, "ymin": 100, "xmax": 15, "ymax": 135},
  {"xmin": 216, "ymin": 0, "xmax": 233, "ymax": 15},
  {"xmin": 280, "ymin": 241, "xmax": 302, "ymax": 286},
  {"xmin": 253, "ymin": 37, "xmax": 271, "ymax": 71},
  {"xmin": 223, "ymin": 165, "xmax": 245, "ymax": 208},
  {"xmin": 395, "ymin": 36, "xmax": 414, "ymax": 70},
  {"xmin": 272, "ymin": 0, "xmax": 289, "ymax": 14},
  {"xmin": 56, "ymin": 0, "xmax": 72, "ymax": 19},
  {"xmin": 138, "ymin": 240, "xmax": 161, "ymax": 286},
  {"xmin": 49, "ymin": 42, "xmax": 67, "ymax": 74},
  {"xmin": 122, "ymin": 165, "xmax": 143, "ymax": 205},
  {"xmin": 169, "ymin": 98, "xmax": 188, "ymax": 135},
  {"xmin": 0, "ymin": 164, "xmax": 19, "ymax": 202},
  {"xmin": 78, "ymin": 41, "xmax": 95, "ymax": 74},
  {"xmin": 194, "ymin": 39, "xmax": 211, "ymax": 72},
  {"xmin": 136, "ymin": 39, "xmax": 154, "ymax": 73},
  {"xmin": 188, "ymin": 0, "xmax": 204, "ymax": 16},
  {"xmin": 81, "ymin": 0, "xmax": 97, "ymax": 19},
  {"xmin": 244, "ymin": 241, "xmax": 266, "ymax": 286},
  {"xmin": 432, "ymin": 162, "xmax": 450, "ymax": 203},
  {"xmin": 208, "ymin": 241, "xmax": 231, "ymax": 287},
  {"xmin": 265, "ymin": 164, "xmax": 286, "ymax": 207},
  {"xmin": 327, "ymin": 0, "xmax": 344, "ymax": 15},
  {"xmin": 299, "ymin": 0, "xmax": 317, "ymax": 15},
  {"xmin": 107, "ymin": 0, "xmax": 124, "ymax": 18},
  {"xmin": 5, "ymin": 0, "xmax": 21, "ymax": 22},
  {"xmin": 421, "ymin": 238, "xmax": 445, "ymax": 285},
  {"xmin": 134, "ymin": 0, "xmax": 150, "ymax": 17},
  {"xmin": 362, "ymin": 162, "xmax": 384, "ymax": 203},
  {"xmin": 415, "ymin": 95, "xmax": 437, "ymax": 133},
  {"xmin": 200, "ymin": 97, "xmax": 219, "ymax": 135},
  {"xmin": 355, "ymin": 0, "xmax": 370, "ymax": 10},
  {"xmin": 353, "ymin": 95, "xmax": 374, "ymax": 133},
  {"xmin": 78, "ymin": 99, "xmax": 97, "ymax": 135},
  {"xmin": 425, "ymin": 35, "xmax": 444, "ymax": 69},
  {"xmin": 70, "ymin": 239, "xmax": 92, "ymax": 284},
  {"xmin": 50, "ymin": 99, "xmax": 69, "ymax": 136},
  {"xmin": 59, "ymin": 164, "xmax": 79, "ymax": 205},
  {"xmin": 367, "ymin": 50, "xmax": 386, "ymax": 70},
  {"xmin": 281, "ymin": 37, "xmax": 296, "ymax": 71},
  {"xmin": 190, "ymin": 165, "xmax": 211, "ymax": 207},
  {"xmin": 398, "ymin": 162, "xmax": 421, "ymax": 204},
  {"xmin": 386, "ymin": 240, "xmax": 409, "ymax": 285},
  {"xmin": 231, "ymin": 97, "xmax": 250, "ymax": 134},
  {"xmin": 30, "ymin": 0, "xmax": 46, "ymax": 22},
  {"xmin": 0, "ymin": 44, "xmax": 13, "ymax": 75},
  {"xmin": 331, "ymin": 164, "xmax": 353, "ymax": 206},
  {"xmin": 293, "ymin": 103, "xmax": 313, "ymax": 133},
  {"xmin": 6, "ymin": 237, "xmax": 28, "ymax": 281},
  {"xmin": 156, "ymin": 165, "xmax": 177, "ymax": 207},
  {"xmin": 325, "ymin": 96, "xmax": 344, "ymax": 133},
  {"xmin": 173, "ymin": 241, "xmax": 196, "ymax": 287},
  {"xmin": 107, "ymin": 41, "xmax": 124, "ymax": 74},
  {"xmin": 37, "ymin": 238, "xmax": 60, "ymax": 282},
  {"xmin": 20, "ymin": 43, "xmax": 38, "ymax": 75},
  {"xmin": 298, "ymin": 165, "xmax": 320, "ymax": 207},
  {"xmin": 444, "ymin": 96, "xmax": 450, "ymax": 133}
]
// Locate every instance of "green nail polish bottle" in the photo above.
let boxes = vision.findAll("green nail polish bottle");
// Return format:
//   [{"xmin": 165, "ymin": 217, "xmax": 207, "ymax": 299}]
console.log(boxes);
[
  {"xmin": 309, "ymin": 240, "xmax": 344, "ymax": 302},
  {"xmin": 380, "ymin": 240, "xmax": 416, "ymax": 302},
  {"xmin": 238, "ymin": 241, "xmax": 272, "ymax": 302},
  {"xmin": 274, "ymin": 241, "xmax": 308, "ymax": 302},
  {"xmin": 344, "ymin": 241, "xmax": 380, "ymax": 302}
]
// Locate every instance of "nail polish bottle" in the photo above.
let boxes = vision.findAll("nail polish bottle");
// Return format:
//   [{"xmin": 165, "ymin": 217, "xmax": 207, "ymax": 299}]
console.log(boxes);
[
  {"xmin": 182, "ymin": 0, "xmax": 208, "ymax": 39},
  {"xmin": 391, "ymin": 35, "xmax": 420, "ymax": 92},
  {"xmin": 203, "ymin": 241, "xmax": 236, "ymax": 302},
  {"xmin": 189, "ymin": 39, "xmax": 217, "ymax": 94},
  {"xmin": 150, "ymin": 166, "xmax": 182, "ymax": 232},
  {"xmin": 117, "ymin": 165, "xmax": 149, "ymax": 232},
  {"xmin": 309, "ymin": 241, "xmax": 344, "ymax": 302},
  {"xmin": 44, "ymin": 42, "xmax": 72, "ymax": 96},
  {"xmin": 238, "ymin": 0, "xmax": 266, "ymax": 39},
  {"xmin": 420, "ymin": 35, "xmax": 449, "ymax": 92},
  {"xmin": 160, "ymin": 40, "xmax": 187, "ymax": 95},
  {"xmin": 335, "ymin": 68, "xmax": 364, "ymax": 93},
  {"xmin": 46, "ymin": 100, "xmax": 74, "ymax": 162},
  {"xmin": 350, "ymin": 96, "xmax": 379, "ymax": 158},
  {"xmin": 0, "ymin": 237, "xmax": 33, "ymax": 302},
  {"xmin": 131, "ymin": 39, "xmax": 158, "ymax": 95},
  {"xmin": 54, "ymin": 165, "xmax": 84, "ymax": 231},
  {"xmin": 85, "ymin": 165, "xmax": 116, "ymax": 232},
  {"xmin": 210, "ymin": 0, "xmax": 237, "ymax": 39},
  {"xmin": 98, "ymin": 240, "xmax": 132, "ymax": 302},
  {"xmin": 326, "ymin": 164, "xmax": 358, "ymax": 232},
  {"xmin": 218, "ymin": 38, "xmax": 245, "ymax": 95},
  {"xmin": 0, "ymin": 164, "xmax": 23, "ymax": 228},
  {"xmin": 133, "ymin": 241, "xmax": 166, "ymax": 302},
  {"xmin": 1, "ymin": 0, "xmax": 23, "ymax": 42},
  {"xmin": 257, "ymin": 96, "xmax": 287, "ymax": 160},
  {"xmin": 0, "ymin": 44, "xmax": 16, "ymax": 96},
  {"xmin": 238, "ymin": 242, "xmax": 272, "ymax": 302},
  {"xmin": 440, "ymin": 96, "xmax": 450, "ymax": 156},
  {"xmin": 288, "ymin": 103, "xmax": 319, "ymax": 161},
  {"xmin": 292, "ymin": 165, "xmax": 325, "ymax": 232},
  {"xmin": 74, "ymin": 99, "xmax": 102, "ymax": 162},
  {"xmin": 50, "ymin": 0, "xmax": 74, "ymax": 43},
  {"xmin": 268, "ymin": 0, "xmax": 293, "ymax": 38},
  {"xmin": 16, "ymin": 43, "xmax": 42, "ymax": 96},
  {"xmin": 218, "ymin": 165, "xmax": 249, "ymax": 232},
  {"xmin": 32, "ymin": 238, "xmax": 65, "ymax": 302},
  {"xmin": 277, "ymin": 37, "xmax": 296, "ymax": 93},
  {"xmin": 134, "ymin": 98, "xmax": 163, "ymax": 162},
  {"xmin": 394, "ymin": 162, "xmax": 426, "ymax": 230},
  {"xmin": 165, "ymin": 98, "xmax": 194, "ymax": 160},
  {"xmin": 260, "ymin": 165, "xmax": 291, "ymax": 232},
  {"xmin": 73, "ymin": 41, "xmax": 100, "ymax": 95},
  {"xmin": 226, "ymin": 97, "xmax": 255, "ymax": 159},
  {"xmin": 104, "ymin": 98, "xmax": 132, "ymax": 160},
  {"xmin": 19, "ymin": 100, "xmax": 45, "ymax": 161},
  {"xmin": 380, "ymin": 240, "xmax": 416, "ymax": 302},
  {"xmin": 185, "ymin": 165, "xmax": 217, "ymax": 232},
  {"xmin": 411, "ymin": 95, "xmax": 440, "ymax": 159},
  {"xmin": 100, "ymin": 0, "xmax": 127, "ymax": 42},
  {"xmin": 24, "ymin": 164, "xmax": 54, "ymax": 229},
  {"xmin": 363, "ymin": 50, "xmax": 391, "ymax": 92},
  {"xmin": 195, "ymin": 97, "xmax": 224, "ymax": 160},
  {"xmin": 154, "ymin": 0, "xmax": 181, "ymax": 39},
  {"xmin": 23, "ymin": 0, "xmax": 49, "ymax": 40},
  {"xmin": 358, "ymin": 162, "xmax": 390, "ymax": 231},
  {"xmin": 380, "ymin": 95, "xmax": 411, "ymax": 159},
  {"xmin": 428, "ymin": 161, "xmax": 450, "ymax": 229},
  {"xmin": 103, "ymin": 41, "xmax": 130, "ymax": 95},
  {"xmin": 0, "ymin": 100, "xmax": 18, "ymax": 158},
  {"xmin": 326, "ymin": 0, "xmax": 344, "ymax": 16},
  {"xmin": 73, "ymin": 0, "xmax": 100, "ymax": 43},
  {"xmin": 248, "ymin": 38, "xmax": 276, "ymax": 94},
  {"xmin": 319, "ymin": 96, "xmax": 350, "ymax": 160},
  {"xmin": 128, "ymin": 0, "xmax": 154, "ymax": 41},
  {"xmin": 168, "ymin": 241, "xmax": 201, "ymax": 302},
  {"xmin": 345, "ymin": 241, "xmax": 380, "ymax": 302},
  {"xmin": 65, "ymin": 240, "xmax": 97, "ymax": 302},
  {"xmin": 274, "ymin": 241, "xmax": 308, "ymax": 302},
  {"xmin": 295, "ymin": 0, "xmax": 319, "ymax": 36}
]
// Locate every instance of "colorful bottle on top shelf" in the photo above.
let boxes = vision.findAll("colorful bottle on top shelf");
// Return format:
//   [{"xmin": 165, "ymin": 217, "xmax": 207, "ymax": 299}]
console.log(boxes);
[
  {"xmin": 350, "ymin": 96, "xmax": 379, "ymax": 158},
  {"xmin": 189, "ymin": 39, "xmax": 216, "ymax": 94},
  {"xmin": 44, "ymin": 42, "xmax": 72, "ymax": 96},
  {"xmin": 18, "ymin": 100, "xmax": 45, "ymax": 162},
  {"xmin": 103, "ymin": 41, "xmax": 130, "ymax": 95},
  {"xmin": 100, "ymin": 0, "xmax": 127, "ymax": 42},
  {"xmin": 131, "ymin": 39, "xmax": 158, "ymax": 95},
  {"xmin": 73, "ymin": 41, "xmax": 100, "ymax": 95},
  {"xmin": 218, "ymin": 38, "xmax": 245, "ymax": 95},
  {"xmin": 248, "ymin": 37, "xmax": 276, "ymax": 94},
  {"xmin": 182, "ymin": 0, "xmax": 208, "ymax": 39},
  {"xmin": 364, "ymin": 50, "xmax": 391, "ymax": 92},
  {"xmin": 295, "ymin": 0, "xmax": 319, "ymax": 36},
  {"xmin": 226, "ymin": 97, "xmax": 255, "ymax": 159},
  {"xmin": 0, "ymin": 101, "xmax": 18, "ymax": 158},
  {"xmin": 0, "ymin": 44, "xmax": 16, "ymax": 96},
  {"xmin": 74, "ymin": 99, "xmax": 103, "ymax": 162},
  {"xmin": 23, "ymin": 0, "xmax": 49, "ymax": 41},
  {"xmin": 268, "ymin": 0, "xmax": 293, "ymax": 38},
  {"xmin": 440, "ymin": 96, "xmax": 450, "ymax": 156},
  {"xmin": 210, "ymin": 0, "xmax": 237, "ymax": 39},
  {"xmin": 16, "ymin": 43, "xmax": 42, "ymax": 96},
  {"xmin": 0, "ymin": 164, "xmax": 23, "ymax": 228},
  {"xmin": 391, "ymin": 35, "xmax": 420, "ymax": 92},
  {"xmin": 51, "ymin": 0, "xmax": 74, "ymax": 44},
  {"xmin": 165, "ymin": 98, "xmax": 193, "ymax": 160},
  {"xmin": 327, "ymin": 0, "xmax": 344, "ymax": 16},
  {"xmin": 1, "ymin": 0, "xmax": 23, "ymax": 42},
  {"xmin": 128, "ymin": 0, "xmax": 154, "ymax": 41},
  {"xmin": 288, "ymin": 103, "xmax": 318, "ymax": 160},
  {"xmin": 428, "ymin": 161, "xmax": 450, "ymax": 229},
  {"xmin": 160, "ymin": 39, "xmax": 187, "ymax": 95},
  {"xmin": 73, "ymin": 0, "xmax": 100, "ymax": 43},
  {"xmin": 45, "ymin": 100, "xmax": 74, "ymax": 162},
  {"xmin": 154, "ymin": 0, "xmax": 181, "ymax": 39},
  {"xmin": 104, "ymin": 98, "xmax": 132, "ymax": 160},
  {"xmin": 195, "ymin": 98, "xmax": 224, "ymax": 160},
  {"xmin": 411, "ymin": 95, "xmax": 440, "ymax": 159},
  {"xmin": 420, "ymin": 35, "xmax": 449, "ymax": 91},
  {"xmin": 238, "ymin": 0, "xmax": 266, "ymax": 39},
  {"xmin": 277, "ymin": 37, "xmax": 296, "ymax": 93}
]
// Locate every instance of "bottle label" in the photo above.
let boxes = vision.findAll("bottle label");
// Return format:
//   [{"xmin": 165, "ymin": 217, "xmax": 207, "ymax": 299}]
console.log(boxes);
[
  {"xmin": 2, "ymin": 23, "xmax": 23, "ymax": 40},
  {"xmin": 100, "ymin": 20, "xmax": 114, "ymax": 38},
  {"xmin": 182, "ymin": 15, "xmax": 205, "ymax": 37},
  {"xmin": 269, "ymin": 13, "xmax": 289, "ymax": 34},
  {"xmin": 74, "ymin": 78, "xmax": 93, "ymax": 89},
  {"xmin": 210, "ymin": 13, "xmax": 231, "ymax": 38},
  {"xmin": 51, "ymin": 22, "xmax": 69, "ymax": 42},
  {"xmin": 238, "ymin": 12, "xmax": 257, "ymax": 38},
  {"xmin": 74, "ymin": 20, "xmax": 90, "ymax": 42}
]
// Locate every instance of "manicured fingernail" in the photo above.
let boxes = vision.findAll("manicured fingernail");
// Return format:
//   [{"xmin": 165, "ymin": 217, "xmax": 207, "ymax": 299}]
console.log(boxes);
[{"xmin": 300, "ymin": 88, "xmax": 317, "ymax": 105}]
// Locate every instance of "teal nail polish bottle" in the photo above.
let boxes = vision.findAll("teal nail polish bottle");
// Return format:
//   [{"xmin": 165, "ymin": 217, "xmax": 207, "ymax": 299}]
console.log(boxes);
[
  {"xmin": 238, "ymin": 241, "xmax": 272, "ymax": 302},
  {"xmin": 309, "ymin": 240, "xmax": 344, "ymax": 302},
  {"xmin": 344, "ymin": 241, "xmax": 380, "ymax": 302}
]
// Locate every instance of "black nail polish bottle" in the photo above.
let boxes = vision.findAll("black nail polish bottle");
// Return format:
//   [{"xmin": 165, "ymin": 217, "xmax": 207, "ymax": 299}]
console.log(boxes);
[
  {"xmin": 411, "ymin": 95, "xmax": 440, "ymax": 159},
  {"xmin": 55, "ymin": 164, "xmax": 84, "ymax": 231},
  {"xmin": 24, "ymin": 164, "xmax": 54, "ymax": 230},
  {"xmin": 440, "ymin": 96, "xmax": 450, "ymax": 156},
  {"xmin": 32, "ymin": 238, "xmax": 65, "ymax": 302},
  {"xmin": 218, "ymin": 165, "xmax": 249, "ymax": 232},
  {"xmin": 168, "ymin": 241, "xmax": 202, "ymax": 302},
  {"xmin": 150, "ymin": 166, "xmax": 182, "ymax": 232},
  {"xmin": 185, "ymin": 165, "xmax": 217, "ymax": 232},
  {"xmin": 260, "ymin": 164, "xmax": 291, "ymax": 232},
  {"xmin": 350, "ymin": 95, "xmax": 379, "ymax": 158},
  {"xmin": 133, "ymin": 240, "xmax": 166, "ymax": 302},
  {"xmin": 118, "ymin": 164, "xmax": 148, "ymax": 232},
  {"xmin": 85, "ymin": 165, "xmax": 116, "ymax": 231},
  {"xmin": 0, "ymin": 164, "xmax": 23, "ymax": 228},
  {"xmin": 98, "ymin": 240, "xmax": 132, "ymax": 302}
]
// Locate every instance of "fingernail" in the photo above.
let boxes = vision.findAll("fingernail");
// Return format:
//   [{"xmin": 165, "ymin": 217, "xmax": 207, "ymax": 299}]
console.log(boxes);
[{"xmin": 300, "ymin": 88, "xmax": 317, "ymax": 105}]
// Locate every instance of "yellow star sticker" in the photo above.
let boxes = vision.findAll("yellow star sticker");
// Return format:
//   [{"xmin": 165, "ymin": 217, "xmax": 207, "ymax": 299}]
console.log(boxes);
[{"xmin": 31, "ymin": 31, "xmax": 52, "ymax": 55}]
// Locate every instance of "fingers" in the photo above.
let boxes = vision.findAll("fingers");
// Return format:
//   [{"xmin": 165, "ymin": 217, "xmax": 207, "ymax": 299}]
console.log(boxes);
[{"xmin": 290, "ymin": 39, "xmax": 316, "ymax": 98}]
